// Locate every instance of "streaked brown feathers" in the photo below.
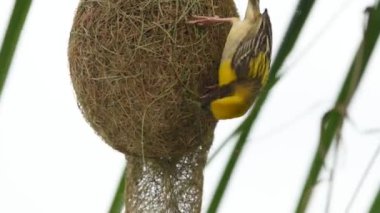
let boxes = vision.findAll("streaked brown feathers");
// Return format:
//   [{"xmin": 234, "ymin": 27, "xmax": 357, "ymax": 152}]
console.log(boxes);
[{"xmin": 232, "ymin": 9, "xmax": 272, "ymax": 80}]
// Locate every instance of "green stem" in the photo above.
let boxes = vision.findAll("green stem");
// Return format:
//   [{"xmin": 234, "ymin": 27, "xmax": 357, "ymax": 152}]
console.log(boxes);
[
  {"xmin": 109, "ymin": 165, "xmax": 126, "ymax": 213},
  {"xmin": 369, "ymin": 187, "xmax": 380, "ymax": 213},
  {"xmin": 0, "ymin": 0, "xmax": 32, "ymax": 99},
  {"xmin": 296, "ymin": 2, "xmax": 380, "ymax": 212}
]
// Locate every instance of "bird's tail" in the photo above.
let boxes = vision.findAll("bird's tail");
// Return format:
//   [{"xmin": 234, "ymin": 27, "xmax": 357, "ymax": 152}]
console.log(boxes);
[
  {"xmin": 249, "ymin": 0, "xmax": 260, "ymax": 9},
  {"xmin": 245, "ymin": 0, "xmax": 261, "ymax": 20}
]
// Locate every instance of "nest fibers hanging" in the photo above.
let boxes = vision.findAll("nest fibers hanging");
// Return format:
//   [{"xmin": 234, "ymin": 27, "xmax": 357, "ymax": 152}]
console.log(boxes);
[{"xmin": 68, "ymin": 0, "xmax": 237, "ymax": 157}]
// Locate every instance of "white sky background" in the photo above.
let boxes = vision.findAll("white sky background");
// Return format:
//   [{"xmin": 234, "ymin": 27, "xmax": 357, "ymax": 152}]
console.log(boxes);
[{"xmin": 0, "ymin": 0, "xmax": 379, "ymax": 212}]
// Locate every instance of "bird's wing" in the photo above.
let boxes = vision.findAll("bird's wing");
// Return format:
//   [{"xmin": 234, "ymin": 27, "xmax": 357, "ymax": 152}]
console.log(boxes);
[{"xmin": 232, "ymin": 9, "xmax": 272, "ymax": 81}]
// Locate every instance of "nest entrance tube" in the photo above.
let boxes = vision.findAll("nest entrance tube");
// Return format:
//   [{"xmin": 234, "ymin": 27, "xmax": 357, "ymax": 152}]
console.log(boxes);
[
  {"xmin": 68, "ymin": 0, "xmax": 237, "ymax": 211},
  {"xmin": 126, "ymin": 146, "xmax": 210, "ymax": 212}
]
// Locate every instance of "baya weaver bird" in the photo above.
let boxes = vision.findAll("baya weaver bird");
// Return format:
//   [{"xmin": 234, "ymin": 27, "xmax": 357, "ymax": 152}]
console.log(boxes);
[{"xmin": 188, "ymin": 0, "xmax": 272, "ymax": 120}]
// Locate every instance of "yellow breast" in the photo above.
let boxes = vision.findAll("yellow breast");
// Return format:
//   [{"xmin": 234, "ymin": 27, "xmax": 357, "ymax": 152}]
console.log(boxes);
[
  {"xmin": 211, "ymin": 60, "xmax": 254, "ymax": 119},
  {"xmin": 211, "ymin": 55, "xmax": 270, "ymax": 119},
  {"xmin": 218, "ymin": 59, "xmax": 237, "ymax": 86},
  {"xmin": 211, "ymin": 95, "xmax": 250, "ymax": 119}
]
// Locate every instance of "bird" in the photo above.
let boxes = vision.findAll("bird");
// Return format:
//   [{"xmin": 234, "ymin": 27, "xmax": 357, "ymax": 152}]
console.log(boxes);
[{"xmin": 188, "ymin": 0, "xmax": 272, "ymax": 120}]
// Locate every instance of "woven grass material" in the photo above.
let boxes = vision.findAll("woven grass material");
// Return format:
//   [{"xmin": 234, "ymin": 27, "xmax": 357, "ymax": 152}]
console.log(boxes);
[
  {"xmin": 69, "ymin": 0, "xmax": 236, "ymax": 158},
  {"xmin": 69, "ymin": 0, "xmax": 237, "ymax": 211}
]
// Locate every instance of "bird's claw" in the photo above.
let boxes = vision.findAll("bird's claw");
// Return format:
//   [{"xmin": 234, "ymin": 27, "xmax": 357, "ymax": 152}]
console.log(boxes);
[
  {"xmin": 200, "ymin": 93, "xmax": 211, "ymax": 99},
  {"xmin": 187, "ymin": 15, "xmax": 222, "ymax": 26},
  {"xmin": 199, "ymin": 84, "xmax": 219, "ymax": 108},
  {"xmin": 205, "ymin": 84, "xmax": 218, "ymax": 90}
]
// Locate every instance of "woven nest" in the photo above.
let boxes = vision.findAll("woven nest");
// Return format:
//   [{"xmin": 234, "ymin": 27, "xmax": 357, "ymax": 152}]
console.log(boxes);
[{"xmin": 68, "ymin": 0, "xmax": 237, "ymax": 158}]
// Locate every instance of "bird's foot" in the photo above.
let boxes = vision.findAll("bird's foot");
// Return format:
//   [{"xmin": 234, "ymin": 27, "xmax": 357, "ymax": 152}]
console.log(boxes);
[
  {"xmin": 199, "ymin": 84, "xmax": 220, "ymax": 108},
  {"xmin": 187, "ymin": 15, "xmax": 236, "ymax": 26},
  {"xmin": 205, "ymin": 84, "xmax": 218, "ymax": 90}
]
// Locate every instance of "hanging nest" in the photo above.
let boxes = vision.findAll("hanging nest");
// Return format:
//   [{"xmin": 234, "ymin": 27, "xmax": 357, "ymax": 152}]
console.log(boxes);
[{"xmin": 68, "ymin": 0, "xmax": 237, "ymax": 158}]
